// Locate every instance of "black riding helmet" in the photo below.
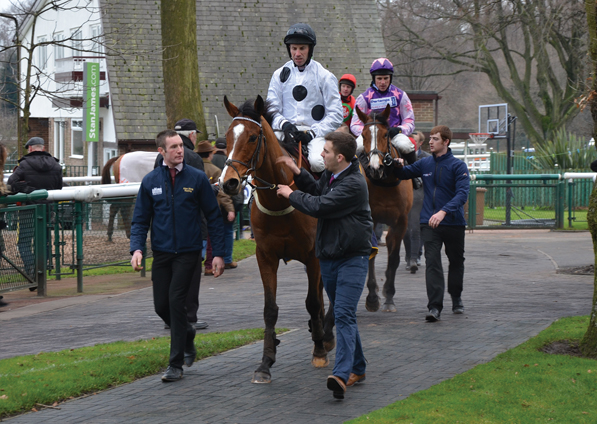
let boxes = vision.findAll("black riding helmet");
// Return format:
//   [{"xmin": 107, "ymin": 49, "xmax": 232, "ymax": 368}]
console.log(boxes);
[{"xmin": 284, "ymin": 23, "xmax": 316, "ymax": 66}]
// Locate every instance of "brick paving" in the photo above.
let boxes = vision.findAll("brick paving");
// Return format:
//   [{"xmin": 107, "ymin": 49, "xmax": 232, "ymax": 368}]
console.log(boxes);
[{"xmin": 1, "ymin": 230, "xmax": 594, "ymax": 423}]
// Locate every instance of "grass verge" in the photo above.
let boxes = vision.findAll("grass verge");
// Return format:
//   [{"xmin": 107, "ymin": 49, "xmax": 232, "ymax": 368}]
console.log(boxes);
[
  {"xmin": 349, "ymin": 316, "xmax": 597, "ymax": 424},
  {"xmin": 0, "ymin": 328, "xmax": 265, "ymax": 418}
]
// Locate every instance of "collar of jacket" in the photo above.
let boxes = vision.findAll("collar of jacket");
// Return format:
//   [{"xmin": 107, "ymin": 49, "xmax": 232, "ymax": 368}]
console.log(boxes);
[
  {"xmin": 179, "ymin": 134, "xmax": 194, "ymax": 151},
  {"xmin": 19, "ymin": 151, "xmax": 53, "ymax": 162},
  {"xmin": 433, "ymin": 148, "xmax": 454, "ymax": 162}
]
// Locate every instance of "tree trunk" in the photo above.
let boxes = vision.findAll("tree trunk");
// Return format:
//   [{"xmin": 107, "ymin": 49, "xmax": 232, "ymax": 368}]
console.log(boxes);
[
  {"xmin": 580, "ymin": 0, "xmax": 597, "ymax": 357},
  {"xmin": 160, "ymin": 0, "xmax": 207, "ymax": 136}
]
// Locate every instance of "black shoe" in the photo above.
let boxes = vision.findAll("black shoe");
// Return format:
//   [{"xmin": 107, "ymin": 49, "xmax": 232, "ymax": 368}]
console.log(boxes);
[
  {"xmin": 161, "ymin": 366, "xmax": 183, "ymax": 382},
  {"xmin": 425, "ymin": 308, "xmax": 440, "ymax": 322},
  {"xmin": 164, "ymin": 324, "xmax": 170, "ymax": 330},
  {"xmin": 452, "ymin": 297, "xmax": 464, "ymax": 314},
  {"xmin": 193, "ymin": 320, "xmax": 208, "ymax": 330},
  {"xmin": 184, "ymin": 326, "xmax": 197, "ymax": 367},
  {"xmin": 184, "ymin": 344, "xmax": 197, "ymax": 367}
]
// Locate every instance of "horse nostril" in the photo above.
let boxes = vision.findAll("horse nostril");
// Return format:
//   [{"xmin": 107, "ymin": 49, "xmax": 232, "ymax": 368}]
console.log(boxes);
[{"xmin": 223, "ymin": 179, "xmax": 240, "ymax": 195}]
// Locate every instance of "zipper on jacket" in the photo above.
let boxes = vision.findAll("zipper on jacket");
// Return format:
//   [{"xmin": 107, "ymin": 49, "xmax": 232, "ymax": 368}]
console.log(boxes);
[{"xmin": 165, "ymin": 168, "xmax": 177, "ymax": 253}]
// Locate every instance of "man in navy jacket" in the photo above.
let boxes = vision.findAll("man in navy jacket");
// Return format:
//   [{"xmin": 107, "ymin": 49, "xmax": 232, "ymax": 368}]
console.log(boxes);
[
  {"xmin": 130, "ymin": 129, "xmax": 225, "ymax": 382},
  {"xmin": 393, "ymin": 125, "xmax": 470, "ymax": 322}
]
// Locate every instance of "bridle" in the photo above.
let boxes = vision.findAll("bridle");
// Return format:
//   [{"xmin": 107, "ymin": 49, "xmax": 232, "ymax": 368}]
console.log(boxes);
[
  {"xmin": 362, "ymin": 115, "xmax": 400, "ymax": 167},
  {"xmin": 225, "ymin": 116, "xmax": 276, "ymax": 190},
  {"xmin": 359, "ymin": 114, "xmax": 402, "ymax": 186}
]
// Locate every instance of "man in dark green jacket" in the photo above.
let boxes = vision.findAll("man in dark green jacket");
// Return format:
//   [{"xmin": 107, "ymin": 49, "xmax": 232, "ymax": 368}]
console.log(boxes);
[{"xmin": 277, "ymin": 131, "xmax": 373, "ymax": 400}]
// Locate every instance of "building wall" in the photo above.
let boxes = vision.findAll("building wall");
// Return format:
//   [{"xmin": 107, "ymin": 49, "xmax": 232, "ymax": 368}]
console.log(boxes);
[{"xmin": 412, "ymin": 99, "xmax": 435, "ymax": 124}]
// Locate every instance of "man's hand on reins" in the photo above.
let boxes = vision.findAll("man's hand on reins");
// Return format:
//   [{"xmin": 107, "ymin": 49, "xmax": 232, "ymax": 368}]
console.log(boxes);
[
  {"xmin": 276, "ymin": 156, "xmax": 301, "ymax": 175},
  {"xmin": 277, "ymin": 185, "xmax": 293, "ymax": 199},
  {"xmin": 393, "ymin": 157, "xmax": 405, "ymax": 168}
]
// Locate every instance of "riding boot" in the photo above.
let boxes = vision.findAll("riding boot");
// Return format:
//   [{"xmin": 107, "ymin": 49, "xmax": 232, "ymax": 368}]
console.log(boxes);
[
  {"xmin": 413, "ymin": 177, "xmax": 423, "ymax": 190},
  {"xmin": 403, "ymin": 151, "xmax": 417, "ymax": 166}
]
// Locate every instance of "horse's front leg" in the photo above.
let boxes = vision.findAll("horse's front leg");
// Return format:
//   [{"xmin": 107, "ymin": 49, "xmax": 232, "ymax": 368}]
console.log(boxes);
[
  {"xmin": 304, "ymin": 254, "xmax": 331, "ymax": 367},
  {"xmin": 365, "ymin": 250, "xmax": 380, "ymax": 312},
  {"xmin": 252, "ymin": 248, "xmax": 280, "ymax": 384},
  {"xmin": 382, "ymin": 219, "xmax": 407, "ymax": 312}
]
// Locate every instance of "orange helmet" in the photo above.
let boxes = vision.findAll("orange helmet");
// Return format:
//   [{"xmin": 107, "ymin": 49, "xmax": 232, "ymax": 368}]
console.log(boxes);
[{"xmin": 339, "ymin": 74, "xmax": 356, "ymax": 94}]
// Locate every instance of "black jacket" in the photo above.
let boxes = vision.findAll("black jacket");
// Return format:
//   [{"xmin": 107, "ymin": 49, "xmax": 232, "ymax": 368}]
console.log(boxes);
[
  {"xmin": 8, "ymin": 151, "xmax": 62, "ymax": 201},
  {"xmin": 289, "ymin": 157, "xmax": 373, "ymax": 260},
  {"xmin": 153, "ymin": 134, "xmax": 204, "ymax": 172}
]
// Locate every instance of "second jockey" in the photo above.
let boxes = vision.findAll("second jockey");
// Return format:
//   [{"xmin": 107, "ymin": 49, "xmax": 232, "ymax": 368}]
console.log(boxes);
[
  {"xmin": 339, "ymin": 74, "xmax": 357, "ymax": 129},
  {"xmin": 267, "ymin": 23, "xmax": 343, "ymax": 172}
]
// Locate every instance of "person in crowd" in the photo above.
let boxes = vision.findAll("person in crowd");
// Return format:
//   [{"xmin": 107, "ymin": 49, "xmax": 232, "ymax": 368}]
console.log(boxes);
[
  {"xmin": 403, "ymin": 131, "xmax": 431, "ymax": 272},
  {"xmin": 276, "ymin": 131, "xmax": 372, "ymax": 400},
  {"xmin": 196, "ymin": 140, "xmax": 237, "ymax": 275},
  {"xmin": 392, "ymin": 125, "xmax": 470, "ymax": 322},
  {"xmin": 8, "ymin": 137, "xmax": 62, "ymax": 278},
  {"xmin": 267, "ymin": 23, "xmax": 343, "ymax": 172},
  {"xmin": 350, "ymin": 58, "xmax": 421, "ymax": 189},
  {"xmin": 130, "ymin": 130, "xmax": 225, "ymax": 382},
  {"xmin": 211, "ymin": 137, "xmax": 228, "ymax": 170},
  {"xmin": 339, "ymin": 74, "xmax": 357, "ymax": 130}
]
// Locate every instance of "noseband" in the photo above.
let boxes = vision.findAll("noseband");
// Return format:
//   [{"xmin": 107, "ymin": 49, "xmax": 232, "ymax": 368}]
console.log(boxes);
[
  {"xmin": 359, "ymin": 116, "xmax": 402, "ymax": 186},
  {"xmin": 225, "ymin": 116, "xmax": 276, "ymax": 190}
]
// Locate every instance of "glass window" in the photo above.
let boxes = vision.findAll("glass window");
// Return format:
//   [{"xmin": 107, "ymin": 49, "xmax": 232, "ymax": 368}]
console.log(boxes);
[
  {"xmin": 71, "ymin": 120, "xmax": 83, "ymax": 156},
  {"xmin": 71, "ymin": 29, "xmax": 82, "ymax": 56},
  {"xmin": 54, "ymin": 121, "xmax": 65, "ymax": 163},
  {"xmin": 37, "ymin": 36, "xmax": 47, "ymax": 69},
  {"xmin": 53, "ymin": 32, "xmax": 64, "ymax": 61},
  {"xmin": 90, "ymin": 25, "xmax": 102, "ymax": 55}
]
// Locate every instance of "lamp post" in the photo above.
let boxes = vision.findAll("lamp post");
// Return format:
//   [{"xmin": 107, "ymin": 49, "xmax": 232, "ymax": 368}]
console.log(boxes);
[{"xmin": 0, "ymin": 13, "xmax": 21, "ymax": 158}]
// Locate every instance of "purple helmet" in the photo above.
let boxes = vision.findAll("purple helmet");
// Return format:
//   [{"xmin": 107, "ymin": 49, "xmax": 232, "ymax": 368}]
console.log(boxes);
[{"xmin": 370, "ymin": 58, "xmax": 394, "ymax": 76}]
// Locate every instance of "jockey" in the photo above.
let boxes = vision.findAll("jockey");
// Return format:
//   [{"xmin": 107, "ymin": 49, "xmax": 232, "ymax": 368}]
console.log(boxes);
[
  {"xmin": 267, "ymin": 23, "xmax": 343, "ymax": 172},
  {"xmin": 339, "ymin": 74, "xmax": 357, "ymax": 129}
]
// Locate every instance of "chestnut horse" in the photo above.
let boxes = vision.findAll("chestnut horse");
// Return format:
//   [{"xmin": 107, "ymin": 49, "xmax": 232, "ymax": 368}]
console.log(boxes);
[
  {"xmin": 221, "ymin": 95, "xmax": 335, "ymax": 384},
  {"xmin": 355, "ymin": 105, "xmax": 413, "ymax": 313}
]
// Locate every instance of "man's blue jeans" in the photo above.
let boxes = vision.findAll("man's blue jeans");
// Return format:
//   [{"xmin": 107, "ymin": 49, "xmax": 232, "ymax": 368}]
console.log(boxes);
[
  {"xmin": 223, "ymin": 220, "xmax": 234, "ymax": 263},
  {"xmin": 319, "ymin": 255, "xmax": 368, "ymax": 384}
]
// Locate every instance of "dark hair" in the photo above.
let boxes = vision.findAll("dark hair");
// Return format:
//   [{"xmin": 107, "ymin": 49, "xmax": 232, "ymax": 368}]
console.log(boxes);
[
  {"xmin": 324, "ymin": 131, "xmax": 356, "ymax": 161},
  {"xmin": 430, "ymin": 125, "xmax": 452, "ymax": 145},
  {"xmin": 198, "ymin": 151, "xmax": 211, "ymax": 159},
  {"xmin": 156, "ymin": 129, "xmax": 178, "ymax": 149}
]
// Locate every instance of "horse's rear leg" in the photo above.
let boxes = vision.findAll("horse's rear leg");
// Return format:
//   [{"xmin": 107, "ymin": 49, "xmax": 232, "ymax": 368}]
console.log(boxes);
[
  {"xmin": 304, "ymin": 255, "xmax": 331, "ymax": 367},
  {"xmin": 253, "ymin": 249, "xmax": 280, "ymax": 384},
  {"xmin": 365, "ymin": 254, "xmax": 380, "ymax": 312},
  {"xmin": 382, "ymin": 220, "xmax": 407, "ymax": 312}
]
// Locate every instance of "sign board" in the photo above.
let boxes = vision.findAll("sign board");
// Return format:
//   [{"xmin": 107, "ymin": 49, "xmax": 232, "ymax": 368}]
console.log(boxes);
[{"xmin": 82, "ymin": 62, "xmax": 100, "ymax": 142}]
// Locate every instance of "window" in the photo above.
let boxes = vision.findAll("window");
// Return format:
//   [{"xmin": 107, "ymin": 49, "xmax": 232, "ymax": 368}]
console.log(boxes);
[
  {"xmin": 71, "ymin": 29, "xmax": 82, "ymax": 56},
  {"xmin": 37, "ymin": 36, "xmax": 47, "ymax": 69},
  {"xmin": 53, "ymin": 32, "xmax": 64, "ymax": 61},
  {"xmin": 103, "ymin": 148, "xmax": 117, "ymax": 165},
  {"xmin": 54, "ymin": 120, "xmax": 65, "ymax": 163},
  {"xmin": 71, "ymin": 120, "xmax": 83, "ymax": 157},
  {"xmin": 90, "ymin": 25, "xmax": 102, "ymax": 55}
]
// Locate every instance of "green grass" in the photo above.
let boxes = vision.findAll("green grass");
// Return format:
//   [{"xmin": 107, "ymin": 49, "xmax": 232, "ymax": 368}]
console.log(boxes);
[
  {"xmin": 0, "ymin": 328, "xmax": 266, "ymax": 418},
  {"xmin": 47, "ymin": 238, "xmax": 256, "ymax": 280},
  {"xmin": 349, "ymin": 316, "xmax": 597, "ymax": 424},
  {"xmin": 479, "ymin": 207, "xmax": 589, "ymax": 229}
]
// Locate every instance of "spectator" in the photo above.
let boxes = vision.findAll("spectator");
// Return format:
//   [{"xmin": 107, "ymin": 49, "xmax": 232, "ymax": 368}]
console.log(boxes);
[
  {"xmin": 267, "ymin": 23, "xmax": 343, "ymax": 172},
  {"xmin": 130, "ymin": 130, "xmax": 226, "ymax": 382},
  {"xmin": 8, "ymin": 137, "xmax": 62, "ymax": 278},
  {"xmin": 392, "ymin": 125, "xmax": 470, "ymax": 322},
  {"xmin": 276, "ymin": 131, "xmax": 372, "ymax": 400},
  {"xmin": 211, "ymin": 137, "xmax": 228, "ymax": 170}
]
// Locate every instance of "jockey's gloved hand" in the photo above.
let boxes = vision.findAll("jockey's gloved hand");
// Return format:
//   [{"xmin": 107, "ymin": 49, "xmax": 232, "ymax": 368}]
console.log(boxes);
[
  {"xmin": 388, "ymin": 127, "xmax": 402, "ymax": 139},
  {"xmin": 211, "ymin": 183, "xmax": 220, "ymax": 195},
  {"xmin": 282, "ymin": 122, "xmax": 298, "ymax": 142},
  {"xmin": 293, "ymin": 130, "xmax": 313, "ymax": 144}
]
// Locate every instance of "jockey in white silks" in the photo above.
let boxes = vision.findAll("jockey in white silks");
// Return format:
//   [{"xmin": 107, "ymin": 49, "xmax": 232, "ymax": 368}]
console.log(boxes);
[{"xmin": 267, "ymin": 23, "xmax": 343, "ymax": 172}]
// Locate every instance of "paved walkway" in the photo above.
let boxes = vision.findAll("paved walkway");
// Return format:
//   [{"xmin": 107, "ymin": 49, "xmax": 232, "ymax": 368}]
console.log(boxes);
[{"xmin": 1, "ymin": 230, "xmax": 594, "ymax": 423}]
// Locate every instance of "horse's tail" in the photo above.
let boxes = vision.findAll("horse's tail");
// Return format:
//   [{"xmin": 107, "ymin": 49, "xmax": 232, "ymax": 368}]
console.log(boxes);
[{"xmin": 101, "ymin": 155, "xmax": 120, "ymax": 184}]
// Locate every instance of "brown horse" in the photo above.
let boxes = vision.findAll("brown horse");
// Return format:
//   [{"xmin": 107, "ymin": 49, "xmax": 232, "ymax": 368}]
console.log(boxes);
[
  {"xmin": 221, "ymin": 95, "xmax": 335, "ymax": 384},
  {"xmin": 355, "ymin": 105, "xmax": 413, "ymax": 313}
]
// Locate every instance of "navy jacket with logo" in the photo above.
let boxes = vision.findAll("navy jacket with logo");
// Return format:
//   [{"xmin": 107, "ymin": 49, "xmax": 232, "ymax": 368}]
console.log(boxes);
[
  {"xmin": 395, "ymin": 148, "xmax": 470, "ymax": 226},
  {"xmin": 130, "ymin": 162, "xmax": 225, "ymax": 256}
]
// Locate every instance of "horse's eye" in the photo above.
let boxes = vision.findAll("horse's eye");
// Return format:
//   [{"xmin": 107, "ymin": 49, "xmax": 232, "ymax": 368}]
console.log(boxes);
[{"xmin": 248, "ymin": 135, "xmax": 258, "ymax": 143}]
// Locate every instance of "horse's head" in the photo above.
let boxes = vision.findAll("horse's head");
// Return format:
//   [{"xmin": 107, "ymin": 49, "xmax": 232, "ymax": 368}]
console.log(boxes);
[
  {"xmin": 355, "ymin": 104, "xmax": 396, "ymax": 181},
  {"xmin": 221, "ymin": 95, "xmax": 267, "ymax": 195}
]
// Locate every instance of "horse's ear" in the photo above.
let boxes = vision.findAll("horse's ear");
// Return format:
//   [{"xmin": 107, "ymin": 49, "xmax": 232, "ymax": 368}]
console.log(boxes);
[
  {"xmin": 382, "ymin": 104, "xmax": 391, "ymax": 120},
  {"xmin": 224, "ymin": 96, "xmax": 239, "ymax": 118},
  {"xmin": 355, "ymin": 106, "xmax": 368, "ymax": 123},
  {"xmin": 254, "ymin": 95, "xmax": 265, "ymax": 116}
]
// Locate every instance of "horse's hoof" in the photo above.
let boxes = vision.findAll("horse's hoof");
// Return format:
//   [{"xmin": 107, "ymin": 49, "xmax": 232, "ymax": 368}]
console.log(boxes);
[
  {"xmin": 252, "ymin": 371, "xmax": 272, "ymax": 384},
  {"xmin": 312, "ymin": 355, "xmax": 329, "ymax": 368},
  {"xmin": 366, "ymin": 295, "xmax": 380, "ymax": 312},
  {"xmin": 381, "ymin": 303, "xmax": 397, "ymax": 313},
  {"xmin": 323, "ymin": 338, "xmax": 336, "ymax": 353}
]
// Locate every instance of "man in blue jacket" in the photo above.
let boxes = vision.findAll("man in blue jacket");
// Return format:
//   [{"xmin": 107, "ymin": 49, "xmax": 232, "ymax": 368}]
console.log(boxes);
[
  {"xmin": 393, "ymin": 125, "xmax": 470, "ymax": 322},
  {"xmin": 130, "ymin": 129, "xmax": 226, "ymax": 382},
  {"xmin": 277, "ymin": 131, "xmax": 373, "ymax": 400}
]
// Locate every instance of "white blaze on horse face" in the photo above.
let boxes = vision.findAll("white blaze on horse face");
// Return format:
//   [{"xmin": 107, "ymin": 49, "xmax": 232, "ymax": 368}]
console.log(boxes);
[
  {"xmin": 220, "ymin": 123, "xmax": 245, "ymax": 184},
  {"xmin": 369, "ymin": 125, "xmax": 380, "ymax": 169}
]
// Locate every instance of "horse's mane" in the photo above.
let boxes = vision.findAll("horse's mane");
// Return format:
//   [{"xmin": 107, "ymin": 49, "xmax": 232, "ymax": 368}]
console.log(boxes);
[{"xmin": 368, "ymin": 111, "xmax": 389, "ymax": 127}]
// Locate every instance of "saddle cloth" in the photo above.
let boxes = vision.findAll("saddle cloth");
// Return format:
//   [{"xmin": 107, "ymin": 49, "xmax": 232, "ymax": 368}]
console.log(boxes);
[{"xmin": 119, "ymin": 151, "xmax": 160, "ymax": 183}]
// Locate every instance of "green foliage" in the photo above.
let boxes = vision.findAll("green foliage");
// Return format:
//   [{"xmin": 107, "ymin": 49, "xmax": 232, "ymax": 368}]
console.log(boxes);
[
  {"xmin": 349, "ymin": 316, "xmax": 597, "ymax": 424},
  {"xmin": 531, "ymin": 129, "xmax": 597, "ymax": 170},
  {"xmin": 0, "ymin": 328, "xmax": 267, "ymax": 418}
]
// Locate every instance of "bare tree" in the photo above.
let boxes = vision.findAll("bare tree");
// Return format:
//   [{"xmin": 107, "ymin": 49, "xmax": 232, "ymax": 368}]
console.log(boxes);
[{"xmin": 379, "ymin": 0, "xmax": 587, "ymax": 146}]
